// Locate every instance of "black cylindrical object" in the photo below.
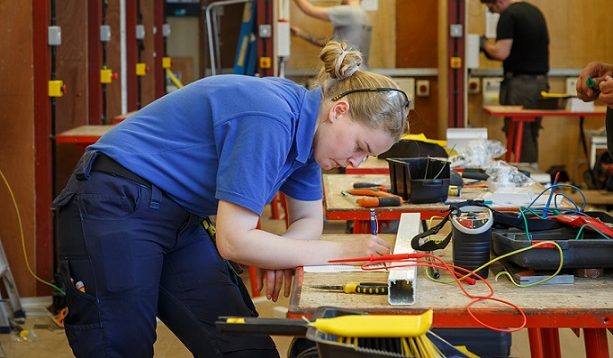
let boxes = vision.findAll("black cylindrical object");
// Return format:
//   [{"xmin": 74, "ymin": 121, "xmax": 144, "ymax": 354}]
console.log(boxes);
[{"xmin": 451, "ymin": 206, "xmax": 494, "ymax": 279}]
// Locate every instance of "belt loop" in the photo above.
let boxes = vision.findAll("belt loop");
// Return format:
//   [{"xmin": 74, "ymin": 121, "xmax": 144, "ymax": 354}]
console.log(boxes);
[
  {"xmin": 75, "ymin": 151, "xmax": 100, "ymax": 181},
  {"xmin": 150, "ymin": 184, "xmax": 161, "ymax": 209}
]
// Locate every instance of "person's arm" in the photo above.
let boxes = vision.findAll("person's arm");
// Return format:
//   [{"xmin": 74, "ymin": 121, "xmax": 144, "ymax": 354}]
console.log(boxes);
[
  {"xmin": 291, "ymin": 25, "xmax": 327, "ymax": 47},
  {"xmin": 293, "ymin": 0, "xmax": 330, "ymax": 21},
  {"xmin": 214, "ymin": 200, "xmax": 389, "ymax": 269},
  {"xmin": 280, "ymin": 195, "xmax": 324, "ymax": 240},
  {"xmin": 482, "ymin": 38, "xmax": 512, "ymax": 61}
]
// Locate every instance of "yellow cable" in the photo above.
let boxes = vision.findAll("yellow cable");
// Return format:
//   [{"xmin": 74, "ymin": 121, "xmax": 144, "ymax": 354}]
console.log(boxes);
[
  {"xmin": 0, "ymin": 167, "xmax": 64, "ymax": 294},
  {"xmin": 493, "ymin": 241, "xmax": 564, "ymax": 287},
  {"xmin": 166, "ymin": 68, "xmax": 184, "ymax": 89}
]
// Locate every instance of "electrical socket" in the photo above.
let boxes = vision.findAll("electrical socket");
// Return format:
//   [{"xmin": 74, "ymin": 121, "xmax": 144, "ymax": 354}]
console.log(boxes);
[
  {"xmin": 416, "ymin": 80, "xmax": 430, "ymax": 97},
  {"xmin": 566, "ymin": 77, "xmax": 578, "ymax": 96},
  {"xmin": 467, "ymin": 78, "xmax": 480, "ymax": 94}
]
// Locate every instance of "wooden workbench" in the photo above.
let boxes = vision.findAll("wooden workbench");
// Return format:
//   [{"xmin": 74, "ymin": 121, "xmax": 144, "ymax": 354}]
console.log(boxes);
[
  {"xmin": 55, "ymin": 124, "xmax": 114, "ymax": 146},
  {"xmin": 289, "ymin": 234, "xmax": 613, "ymax": 358}
]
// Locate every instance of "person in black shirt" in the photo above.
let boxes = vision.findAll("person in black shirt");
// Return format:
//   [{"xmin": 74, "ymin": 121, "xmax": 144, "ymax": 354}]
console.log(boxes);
[
  {"xmin": 480, "ymin": 0, "xmax": 549, "ymax": 165},
  {"xmin": 576, "ymin": 62, "xmax": 613, "ymax": 154}
]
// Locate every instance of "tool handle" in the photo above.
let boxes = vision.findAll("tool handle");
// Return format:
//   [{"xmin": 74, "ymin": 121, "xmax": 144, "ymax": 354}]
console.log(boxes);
[
  {"xmin": 355, "ymin": 284, "xmax": 388, "ymax": 295},
  {"xmin": 356, "ymin": 196, "xmax": 402, "ymax": 208},
  {"xmin": 349, "ymin": 188, "xmax": 396, "ymax": 197},
  {"xmin": 344, "ymin": 282, "xmax": 388, "ymax": 295},
  {"xmin": 216, "ymin": 317, "xmax": 308, "ymax": 336},
  {"xmin": 353, "ymin": 182, "xmax": 389, "ymax": 191}
]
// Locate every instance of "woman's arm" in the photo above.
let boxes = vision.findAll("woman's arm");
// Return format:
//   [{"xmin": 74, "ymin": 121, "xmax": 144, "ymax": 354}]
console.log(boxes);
[{"xmin": 214, "ymin": 200, "xmax": 389, "ymax": 269}]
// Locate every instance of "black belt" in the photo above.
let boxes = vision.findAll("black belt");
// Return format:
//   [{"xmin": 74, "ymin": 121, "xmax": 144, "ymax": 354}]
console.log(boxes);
[
  {"xmin": 91, "ymin": 154, "xmax": 151, "ymax": 188},
  {"xmin": 505, "ymin": 72, "xmax": 547, "ymax": 79}
]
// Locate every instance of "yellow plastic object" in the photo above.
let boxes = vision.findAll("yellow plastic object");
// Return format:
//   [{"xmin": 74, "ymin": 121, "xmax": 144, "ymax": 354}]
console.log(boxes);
[
  {"xmin": 48, "ymin": 80, "xmax": 64, "ymax": 97},
  {"xmin": 259, "ymin": 57, "xmax": 271, "ymax": 69},
  {"xmin": 401, "ymin": 133, "xmax": 447, "ymax": 148},
  {"xmin": 136, "ymin": 63, "xmax": 147, "ymax": 76},
  {"xmin": 450, "ymin": 56, "xmax": 462, "ymax": 69},
  {"xmin": 310, "ymin": 310, "xmax": 432, "ymax": 338},
  {"xmin": 100, "ymin": 68, "xmax": 114, "ymax": 84},
  {"xmin": 540, "ymin": 90, "xmax": 572, "ymax": 99},
  {"xmin": 162, "ymin": 57, "xmax": 172, "ymax": 69}
]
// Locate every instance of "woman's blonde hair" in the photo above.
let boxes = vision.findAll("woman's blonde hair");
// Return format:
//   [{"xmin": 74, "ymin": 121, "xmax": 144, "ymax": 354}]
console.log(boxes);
[{"xmin": 315, "ymin": 41, "xmax": 409, "ymax": 141}]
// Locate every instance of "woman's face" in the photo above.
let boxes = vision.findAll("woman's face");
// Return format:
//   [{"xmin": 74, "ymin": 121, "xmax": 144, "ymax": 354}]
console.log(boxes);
[{"xmin": 313, "ymin": 101, "xmax": 396, "ymax": 171}]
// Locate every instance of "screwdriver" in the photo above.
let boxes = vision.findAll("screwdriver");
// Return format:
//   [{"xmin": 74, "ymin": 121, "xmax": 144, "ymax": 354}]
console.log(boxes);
[{"xmin": 310, "ymin": 282, "xmax": 388, "ymax": 295}]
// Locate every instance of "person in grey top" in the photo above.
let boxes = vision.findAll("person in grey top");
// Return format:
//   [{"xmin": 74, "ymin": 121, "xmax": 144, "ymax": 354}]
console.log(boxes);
[{"xmin": 292, "ymin": 0, "xmax": 372, "ymax": 66}]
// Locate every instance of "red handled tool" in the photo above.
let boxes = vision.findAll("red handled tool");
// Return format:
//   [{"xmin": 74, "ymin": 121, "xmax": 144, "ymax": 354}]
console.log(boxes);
[{"xmin": 342, "ymin": 188, "xmax": 403, "ymax": 208}]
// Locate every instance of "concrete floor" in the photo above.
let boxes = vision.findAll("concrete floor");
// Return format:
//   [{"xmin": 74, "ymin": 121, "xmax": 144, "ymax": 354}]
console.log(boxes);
[{"xmin": 1, "ymin": 205, "xmax": 611, "ymax": 357}]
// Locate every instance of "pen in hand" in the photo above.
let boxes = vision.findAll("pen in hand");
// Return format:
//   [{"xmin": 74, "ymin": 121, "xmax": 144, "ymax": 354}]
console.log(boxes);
[{"xmin": 370, "ymin": 209, "xmax": 388, "ymax": 271}]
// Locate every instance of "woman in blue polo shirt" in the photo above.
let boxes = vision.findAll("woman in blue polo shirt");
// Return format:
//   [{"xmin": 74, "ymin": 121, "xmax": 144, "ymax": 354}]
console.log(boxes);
[{"xmin": 53, "ymin": 41, "xmax": 409, "ymax": 357}]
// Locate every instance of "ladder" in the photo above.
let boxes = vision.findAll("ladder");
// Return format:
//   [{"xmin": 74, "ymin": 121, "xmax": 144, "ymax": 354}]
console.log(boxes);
[{"xmin": 0, "ymin": 241, "xmax": 25, "ymax": 333}]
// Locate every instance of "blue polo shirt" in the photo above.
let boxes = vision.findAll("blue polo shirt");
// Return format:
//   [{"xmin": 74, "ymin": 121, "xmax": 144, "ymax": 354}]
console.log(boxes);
[{"xmin": 89, "ymin": 75, "xmax": 323, "ymax": 217}]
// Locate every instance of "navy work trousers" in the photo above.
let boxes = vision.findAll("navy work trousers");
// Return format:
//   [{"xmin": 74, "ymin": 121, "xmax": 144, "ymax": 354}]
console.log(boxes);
[{"xmin": 53, "ymin": 151, "xmax": 278, "ymax": 357}]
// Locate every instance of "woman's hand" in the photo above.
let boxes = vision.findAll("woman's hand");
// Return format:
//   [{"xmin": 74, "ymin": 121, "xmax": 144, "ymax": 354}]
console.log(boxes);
[
  {"xmin": 340, "ymin": 235, "xmax": 391, "ymax": 261},
  {"xmin": 256, "ymin": 268, "xmax": 294, "ymax": 301}
]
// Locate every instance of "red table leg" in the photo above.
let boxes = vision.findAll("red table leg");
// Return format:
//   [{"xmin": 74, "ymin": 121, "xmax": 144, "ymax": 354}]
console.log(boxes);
[
  {"xmin": 541, "ymin": 328, "xmax": 561, "ymax": 358},
  {"xmin": 505, "ymin": 119, "xmax": 516, "ymax": 162},
  {"xmin": 583, "ymin": 328, "xmax": 610, "ymax": 358},
  {"xmin": 528, "ymin": 328, "xmax": 545, "ymax": 358},
  {"xmin": 513, "ymin": 119, "xmax": 525, "ymax": 163}
]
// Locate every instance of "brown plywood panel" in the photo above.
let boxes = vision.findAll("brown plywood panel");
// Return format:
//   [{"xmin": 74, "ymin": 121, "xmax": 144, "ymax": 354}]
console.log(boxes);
[
  {"xmin": 396, "ymin": 0, "xmax": 438, "ymax": 68},
  {"xmin": 56, "ymin": 1, "xmax": 89, "ymax": 132},
  {"xmin": 0, "ymin": 1, "xmax": 38, "ymax": 297}
]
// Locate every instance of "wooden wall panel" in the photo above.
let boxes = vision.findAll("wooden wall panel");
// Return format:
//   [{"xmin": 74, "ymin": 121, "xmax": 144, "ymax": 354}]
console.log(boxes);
[
  {"xmin": 0, "ymin": 1, "xmax": 38, "ymax": 297},
  {"xmin": 466, "ymin": 0, "xmax": 613, "ymax": 180},
  {"xmin": 396, "ymin": 0, "xmax": 438, "ymax": 68},
  {"xmin": 397, "ymin": 0, "xmax": 439, "ymax": 139},
  {"xmin": 56, "ymin": 1, "xmax": 89, "ymax": 133}
]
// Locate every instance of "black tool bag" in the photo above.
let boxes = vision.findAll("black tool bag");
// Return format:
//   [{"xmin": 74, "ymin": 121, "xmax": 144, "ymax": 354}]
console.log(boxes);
[{"xmin": 378, "ymin": 139, "xmax": 448, "ymax": 159}]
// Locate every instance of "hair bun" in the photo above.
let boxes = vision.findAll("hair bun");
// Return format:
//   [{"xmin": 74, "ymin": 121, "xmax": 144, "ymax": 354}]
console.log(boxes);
[{"xmin": 319, "ymin": 41, "xmax": 362, "ymax": 80}]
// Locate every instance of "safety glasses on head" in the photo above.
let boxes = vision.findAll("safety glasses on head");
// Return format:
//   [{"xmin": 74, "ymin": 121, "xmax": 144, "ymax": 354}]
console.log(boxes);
[{"xmin": 331, "ymin": 87, "xmax": 410, "ymax": 114}]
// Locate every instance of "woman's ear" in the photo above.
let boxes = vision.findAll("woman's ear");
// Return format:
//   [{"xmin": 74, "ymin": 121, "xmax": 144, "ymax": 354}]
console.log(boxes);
[{"xmin": 329, "ymin": 100, "xmax": 349, "ymax": 122}]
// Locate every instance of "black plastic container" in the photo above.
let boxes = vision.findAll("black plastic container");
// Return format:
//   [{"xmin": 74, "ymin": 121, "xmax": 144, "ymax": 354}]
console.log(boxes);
[
  {"xmin": 386, "ymin": 157, "xmax": 450, "ymax": 204},
  {"xmin": 492, "ymin": 227, "xmax": 613, "ymax": 270}
]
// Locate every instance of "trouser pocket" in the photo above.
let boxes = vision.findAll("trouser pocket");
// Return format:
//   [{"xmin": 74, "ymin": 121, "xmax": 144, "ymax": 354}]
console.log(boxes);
[{"xmin": 60, "ymin": 259, "xmax": 106, "ymax": 357}]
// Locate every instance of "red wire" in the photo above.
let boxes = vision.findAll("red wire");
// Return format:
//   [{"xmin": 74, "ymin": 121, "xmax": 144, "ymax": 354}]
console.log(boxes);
[{"xmin": 355, "ymin": 253, "xmax": 528, "ymax": 332}]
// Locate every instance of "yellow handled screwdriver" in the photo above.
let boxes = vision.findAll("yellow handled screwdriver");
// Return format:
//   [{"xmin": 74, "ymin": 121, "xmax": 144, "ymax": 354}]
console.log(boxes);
[{"xmin": 310, "ymin": 282, "xmax": 388, "ymax": 295}]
